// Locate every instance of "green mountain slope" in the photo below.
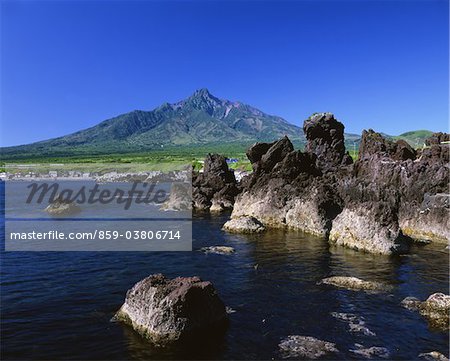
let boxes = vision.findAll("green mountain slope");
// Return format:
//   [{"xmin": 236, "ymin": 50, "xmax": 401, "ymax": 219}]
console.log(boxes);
[
  {"xmin": 392, "ymin": 130, "xmax": 434, "ymax": 148},
  {"xmin": 1, "ymin": 89, "xmax": 305, "ymax": 160}
]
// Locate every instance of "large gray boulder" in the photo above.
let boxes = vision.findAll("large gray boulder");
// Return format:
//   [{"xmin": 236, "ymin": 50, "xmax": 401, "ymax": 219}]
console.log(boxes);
[{"xmin": 114, "ymin": 274, "xmax": 227, "ymax": 345}]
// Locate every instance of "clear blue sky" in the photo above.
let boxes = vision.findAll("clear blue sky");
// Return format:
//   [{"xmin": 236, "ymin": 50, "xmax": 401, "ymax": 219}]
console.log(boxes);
[{"xmin": 1, "ymin": 0, "xmax": 448, "ymax": 147}]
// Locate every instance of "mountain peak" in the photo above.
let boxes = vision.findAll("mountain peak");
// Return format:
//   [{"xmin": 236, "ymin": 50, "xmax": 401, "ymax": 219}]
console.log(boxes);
[
  {"xmin": 188, "ymin": 88, "xmax": 221, "ymax": 103},
  {"xmin": 192, "ymin": 88, "xmax": 212, "ymax": 97}
]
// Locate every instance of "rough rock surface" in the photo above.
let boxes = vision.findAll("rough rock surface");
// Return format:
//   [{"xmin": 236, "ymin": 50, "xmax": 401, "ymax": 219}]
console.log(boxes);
[
  {"xmin": 200, "ymin": 246, "xmax": 235, "ymax": 255},
  {"xmin": 192, "ymin": 154, "xmax": 239, "ymax": 212},
  {"xmin": 319, "ymin": 276, "xmax": 392, "ymax": 292},
  {"xmin": 401, "ymin": 293, "xmax": 450, "ymax": 331},
  {"xmin": 331, "ymin": 312, "xmax": 376, "ymax": 336},
  {"xmin": 350, "ymin": 344, "xmax": 390, "ymax": 359},
  {"xmin": 45, "ymin": 195, "xmax": 81, "ymax": 216},
  {"xmin": 400, "ymin": 296, "xmax": 421, "ymax": 310},
  {"xmin": 227, "ymin": 112, "xmax": 448, "ymax": 254},
  {"xmin": 222, "ymin": 216, "xmax": 266, "ymax": 234},
  {"xmin": 114, "ymin": 274, "xmax": 227, "ymax": 344},
  {"xmin": 418, "ymin": 293, "xmax": 450, "ymax": 331},
  {"xmin": 161, "ymin": 182, "xmax": 192, "ymax": 211},
  {"xmin": 278, "ymin": 335, "xmax": 339, "ymax": 359},
  {"xmin": 303, "ymin": 112, "xmax": 353, "ymax": 170},
  {"xmin": 419, "ymin": 351, "xmax": 450, "ymax": 361}
]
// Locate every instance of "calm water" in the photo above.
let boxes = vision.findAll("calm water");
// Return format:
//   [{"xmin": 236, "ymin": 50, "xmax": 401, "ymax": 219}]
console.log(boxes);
[{"xmin": 1, "ymin": 182, "xmax": 449, "ymax": 360}]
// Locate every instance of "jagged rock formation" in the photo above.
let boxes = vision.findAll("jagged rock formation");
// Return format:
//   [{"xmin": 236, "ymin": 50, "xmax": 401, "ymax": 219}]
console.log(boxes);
[
  {"xmin": 303, "ymin": 112, "xmax": 353, "ymax": 170},
  {"xmin": 225, "ymin": 112, "xmax": 449, "ymax": 254},
  {"xmin": 114, "ymin": 274, "xmax": 227, "ymax": 344},
  {"xmin": 192, "ymin": 154, "xmax": 239, "ymax": 212}
]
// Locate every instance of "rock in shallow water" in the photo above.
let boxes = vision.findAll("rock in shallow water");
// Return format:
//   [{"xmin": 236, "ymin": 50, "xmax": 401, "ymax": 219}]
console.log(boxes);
[
  {"xmin": 278, "ymin": 335, "xmax": 339, "ymax": 359},
  {"xmin": 401, "ymin": 293, "xmax": 450, "ymax": 331},
  {"xmin": 350, "ymin": 344, "xmax": 390, "ymax": 359},
  {"xmin": 222, "ymin": 216, "xmax": 266, "ymax": 234},
  {"xmin": 114, "ymin": 274, "xmax": 227, "ymax": 345},
  {"xmin": 45, "ymin": 195, "xmax": 81, "ymax": 216},
  {"xmin": 331, "ymin": 312, "xmax": 376, "ymax": 337},
  {"xmin": 319, "ymin": 276, "xmax": 392, "ymax": 292},
  {"xmin": 419, "ymin": 293, "xmax": 450, "ymax": 331},
  {"xmin": 200, "ymin": 246, "xmax": 235, "ymax": 255},
  {"xmin": 400, "ymin": 296, "xmax": 421, "ymax": 310},
  {"xmin": 419, "ymin": 351, "xmax": 450, "ymax": 361}
]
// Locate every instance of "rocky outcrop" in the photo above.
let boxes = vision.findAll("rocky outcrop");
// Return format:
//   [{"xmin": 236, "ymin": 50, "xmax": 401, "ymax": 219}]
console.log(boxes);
[
  {"xmin": 114, "ymin": 274, "xmax": 227, "ymax": 344},
  {"xmin": 226, "ymin": 112, "xmax": 449, "ymax": 254},
  {"xmin": 303, "ymin": 112, "xmax": 353, "ymax": 170},
  {"xmin": 278, "ymin": 335, "xmax": 339, "ymax": 359},
  {"xmin": 192, "ymin": 154, "xmax": 239, "ymax": 212},
  {"xmin": 401, "ymin": 293, "xmax": 450, "ymax": 331}
]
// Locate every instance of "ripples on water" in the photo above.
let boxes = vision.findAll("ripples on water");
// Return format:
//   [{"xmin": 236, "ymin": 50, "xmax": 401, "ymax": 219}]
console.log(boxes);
[{"xmin": 1, "ymin": 191, "xmax": 449, "ymax": 360}]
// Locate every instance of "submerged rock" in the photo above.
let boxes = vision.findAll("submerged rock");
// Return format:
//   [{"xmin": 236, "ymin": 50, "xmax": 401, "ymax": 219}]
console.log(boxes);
[
  {"xmin": 419, "ymin": 351, "xmax": 449, "ymax": 361},
  {"xmin": 350, "ymin": 344, "xmax": 390, "ymax": 359},
  {"xmin": 45, "ymin": 195, "xmax": 81, "ymax": 216},
  {"xmin": 278, "ymin": 335, "xmax": 339, "ymax": 359},
  {"xmin": 400, "ymin": 296, "xmax": 421, "ymax": 310},
  {"xmin": 200, "ymin": 246, "xmax": 235, "ymax": 255},
  {"xmin": 222, "ymin": 216, "xmax": 266, "ymax": 234},
  {"xmin": 319, "ymin": 276, "xmax": 391, "ymax": 292},
  {"xmin": 331, "ymin": 312, "xmax": 376, "ymax": 336},
  {"xmin": 114, "ymin": 274, "xmax": 227, "ymax": 345}
]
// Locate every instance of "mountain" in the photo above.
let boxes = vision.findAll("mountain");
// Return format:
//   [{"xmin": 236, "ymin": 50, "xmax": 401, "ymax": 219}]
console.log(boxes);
[
  {"xmin": 1, "ymin": 89, "xmax": 305, "ymax": 159},
  {"xmin": 391, "ymin": 130, "xmax": 434, "ymax": 148}
]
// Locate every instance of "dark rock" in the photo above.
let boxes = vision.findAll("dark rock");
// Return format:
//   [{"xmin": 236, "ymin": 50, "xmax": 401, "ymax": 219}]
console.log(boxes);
[
  {"xmin": 358, "ymin": 129, "xmax": 416, "ymax": 161},
  {"xmin": 425, "ymin": 132, "xmax": 450, "ymax": 146},
  {"xmin": 192, "ymin": 154, "xmax": 239, "ymax": 212},
  {"xmin": 114, "ymin": 274, "xmax": 227, "ymax": 345},
  {"xmin": 303, "ymin": 112, "xmax": 353, "ymax": 170},
  {"xmin": 227, "ymin": 116, "xmax": 448, "ymax": 253},
  {"xmin": 259, "ymin": 136, "xmax": 294, "ymax": 173},
  {"xmin": 246, "ymin": 141, "xmax": 274, "ymax": 165},
  {"xmin": 392, "ymin": 139, "xmax": 416, "ymax": 161}
]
